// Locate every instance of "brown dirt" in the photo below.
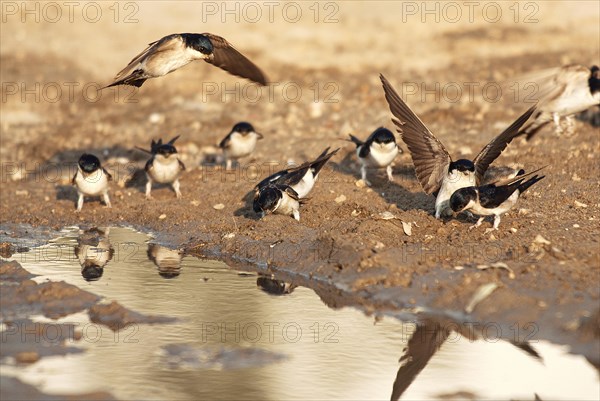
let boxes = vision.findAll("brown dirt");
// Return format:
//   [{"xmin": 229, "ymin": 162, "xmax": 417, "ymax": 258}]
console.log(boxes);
[{"xmin": 1, "ymin": 2, "xmax": 599, "ymax": 366}]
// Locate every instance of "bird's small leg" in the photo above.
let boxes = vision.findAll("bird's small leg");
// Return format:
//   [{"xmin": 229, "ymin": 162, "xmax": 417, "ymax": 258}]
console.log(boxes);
[
  {"xmin": 361, "ymin": 165, "xmax": 371, "ymax": 186},
  {"xmin": 468, "ymin": 217, "xmax": 484, "ymax": 230},
  {"xmin": 386, "ymin": 164, "xmax": 394, "ymax": 182},
  {"xmin": 225, "ymin": 159, "xmax": 233, "ymax": 171},
  {"xmin": 76, "ymin": 193, "xmax": 84, "ymax": 212},
  {"xmin": 292, "ymin": 209, "xmax": 300, "ymax": 221},
  {"xmin": 552, "ymin": 112, "xmax": 563, "ymax": 134},
  {"xmin": 145, "ymin": 179, "xmax": 153, "ymax": 200},
  {"xmin": 564, "ymin": 115, "xmax": 576, "ymax": 136},
  {"xmin": 172, "ymin": 179, "xmax": 182, "ymax": 199},
  {"xmin": 492, "ymin": 215, "xmax": 501, "ymax": 229},
  {"xmin": 103, "ymin": 192, "xmax": 112, "ymax": 208}
]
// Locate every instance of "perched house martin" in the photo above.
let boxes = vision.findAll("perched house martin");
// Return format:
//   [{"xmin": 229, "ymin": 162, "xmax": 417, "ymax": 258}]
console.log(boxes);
[
  {"xmin": 450, "ymin": 168, "xmax": 545, "ymax": 231},
  {"xmin": 348, "ymin": 127, "xmax": 400, "ymax": 186},
  {"xmin": 255, "ymin": 147, "xmax": 339, "ymax": 200},
  {"xmin": 219, "ymin": 122, "xmax": 263, "ymax": 170},
  {"xmin": 254, "ymin": 184, "xmax": 303, "ymax": 221},
  {"xmin": 104, "ymin": 33, "xmax": 268, "ymax": 88},
  {"xmin": 515, "ymin": 64, "xmax": 600, "ymax": 139},
  {"xmin": 380, "ymin": 74, "xmax": 536, "ymax": 219},
  {"xmin": 72, "ymin": 153, "xmax": 112, "ymax": 212},
  {"xmin": 138, "ymin": 135, "xmax": 186, "ymax": 199}
]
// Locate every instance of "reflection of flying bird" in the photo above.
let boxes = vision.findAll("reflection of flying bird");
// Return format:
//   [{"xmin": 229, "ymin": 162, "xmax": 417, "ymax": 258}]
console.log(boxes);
[
  {"xmin": 138, "ymin": 135, "xmax": 186, "ymax": 199},
  {"xmin": 380, "ymin": 74, "xmax": 536, "ymax": 219},
  {"xmin": 219, "ymin": 122, "xmax": 263, "ymax": 170},
  {"xmin": 104, "ymin": 33, "xmax": 268, "ymax": 88},
  {"xmin": 391, "ymin": 322, "xmax": 451, "ymax": 400},
  {"xmin": 391, "ymin": 320, "xmax": 543, "ymax": 401},
  {"xmin": 514, "ymin": 64, "xmax": 600, "ymax": 139},
  {"xmin": 147, "ymin": 244, "xmax": 183, "ymax": 279},
  {"xmin": 347, "ymin": 127, "xmax": 400, "ymax": 186},
  {"xmin": 72, "ymin": 154, "xmax": 112, "ymax": 212},
  {"xmin": 75, "ymin": 229, "xmax": 114, "ymax": 281},
  {"xmin": 450, "ymin": 168, "xmax": 545, "ymax": 230},
  {"xmin": 257, "ymin": 275, "xmax": 297, "ymax": 295}
]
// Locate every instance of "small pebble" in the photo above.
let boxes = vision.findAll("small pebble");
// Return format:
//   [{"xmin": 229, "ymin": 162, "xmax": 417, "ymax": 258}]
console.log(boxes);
[
  {"xmin": 158, "ymin": 214, "xmax": 167, "ymax": 220},
  {"xmin": 355, "ymin": 179, "xmax": 367, "ymax": 188},
  {"xmin": 534, "ymin": 234, "xmax": 551, "ymax": 245},
  {"xmin": 213, "ymin": 203, "xmax": 225, "ymax": 210},
  {"xmin": 148, "ymin": 113, "xmax": 165, "ymax": 124},
  {"xmin": 351, "ymin": 210, "xmax": 360, "ymax": 217},
  {"xmin": 310, "ymin": 102, "xmax": 323, "ymax": 118},
  {"xmin": 15, "ymin": 190, "xmax": 28, "ymax": 196},
  {"xmin": 574, "ymin": 201, "xmax": 588, "ymax": 208},
  {"xmin": 334, "ymin": 195, "xmax": 346, "ymax": 203},
  {"xmin": 573, "ymin": 224, "xmax": 580, "ymax": 228},
  {"xmin": 190, "ymin": 200, "xmax": 200, "ymax": 207}
]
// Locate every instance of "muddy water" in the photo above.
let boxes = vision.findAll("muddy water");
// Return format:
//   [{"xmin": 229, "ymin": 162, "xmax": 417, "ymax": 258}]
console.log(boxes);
[{"xmin": 2, "ymin": 227, "xmax": 598, "ymax": 400}]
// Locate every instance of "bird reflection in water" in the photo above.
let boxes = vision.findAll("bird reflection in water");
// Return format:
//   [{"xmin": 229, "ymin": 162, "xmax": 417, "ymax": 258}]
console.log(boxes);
[
  {"xmin": 390, "ymin": 318, "xmax": 543, "ymax": 400},
  {"xmin": 147, "ymin": 244, "xmax": 183, "ymax": 278},
  {"xmin": 256, "ymin": 274, "xmax": 297, "ymax": 295},
  {"xmin": 74, "ymin": 227, "xmax": 114, "ymax": 281}
]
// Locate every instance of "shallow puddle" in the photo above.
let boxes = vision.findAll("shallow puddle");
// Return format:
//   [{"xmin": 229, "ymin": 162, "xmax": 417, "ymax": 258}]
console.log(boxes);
[{"xmin": 2, "ymin": 227, "xmax": 598, "ymax": 400}]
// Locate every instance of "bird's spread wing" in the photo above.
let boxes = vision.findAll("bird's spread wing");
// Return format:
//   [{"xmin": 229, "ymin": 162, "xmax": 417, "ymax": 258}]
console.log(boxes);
[
  {"xmin": 473, "ymin": 105, "xmax": 537, "ymax": 183},
  {"xmin": 202, "ymin": 33, "xmax": 268, "ymax": 86},
  {"xmin": 380, "ymin": 74, "xmax": 451, "ymax": 194},
  {"xmin": 113, "ymin": 34, "xmax": 183, "ymax": 82}
]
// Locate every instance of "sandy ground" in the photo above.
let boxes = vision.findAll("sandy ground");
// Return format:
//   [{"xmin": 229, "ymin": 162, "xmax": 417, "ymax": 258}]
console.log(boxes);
[{"xmin": 1, "ymin": 0, "xmax": 599, "ymax": 372}]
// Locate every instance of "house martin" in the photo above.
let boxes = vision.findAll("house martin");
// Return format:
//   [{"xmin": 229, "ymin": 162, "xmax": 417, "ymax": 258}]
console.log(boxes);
[{"xmin": 380, "ymin": 74, "xmax": 536, "ymax": 219}]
